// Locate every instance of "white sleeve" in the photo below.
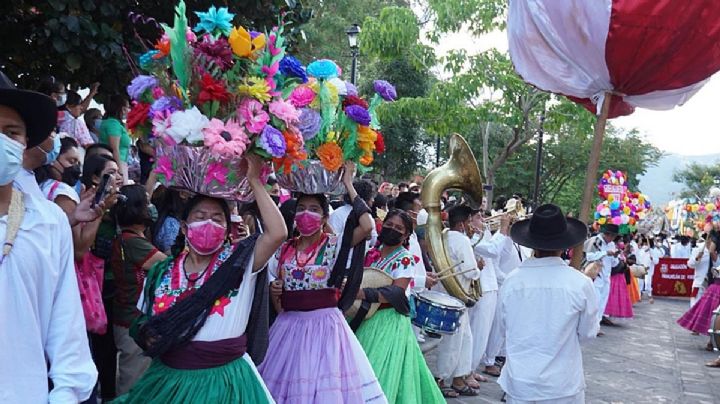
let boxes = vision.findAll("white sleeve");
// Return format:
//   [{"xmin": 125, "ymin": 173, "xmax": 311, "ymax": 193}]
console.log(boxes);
[
  {"xmin": 459, "ymin": 238, "xmax": 481, "ymax": 280},
  {"xmin": 585, "ymin": 250, "xmax": 606, "ymax": 262},
  {"xmin": 267, "ymin": 248, "xmax": 281, "ymax": 282},
  {"xmin": 473, "ymin": 233, "xmax": 505, "ymax": 259},
  {"xmin": 46, "ymin": 216, "xmax": 97, "ymax": 403},
  {"xmin": 687, "ymin": 247, "xmax": 700, "ymax": 268},
  {"xmin": 328, "ymin": 210, "xmax": 344, "ymax": 235},
  {"xmin": 577, "ymin": 276, "xmax": 600, "ymax": 342}
]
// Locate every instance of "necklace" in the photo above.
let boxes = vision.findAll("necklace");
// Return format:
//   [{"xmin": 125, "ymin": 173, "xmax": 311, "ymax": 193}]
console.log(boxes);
[
  {"xmin": 182, "ymin": 254, "xmax": 213, "ymax": 285},
  {"xmin": 1, "ymin": 189, "xmax": 25, "ymax": 266},
  {"xmin": 294, "ymin": 233, "xmax": 326, "ymax": 268}
]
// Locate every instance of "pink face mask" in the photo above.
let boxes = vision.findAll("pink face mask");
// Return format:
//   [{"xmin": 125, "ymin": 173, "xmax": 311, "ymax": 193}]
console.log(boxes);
[
  {"xmin": 186, "ymin": 219, "xmax": 227, "ymax": 255},
  {"xmin": 295, "ymin": 211, "xmax": 323, "ymax": 236}
]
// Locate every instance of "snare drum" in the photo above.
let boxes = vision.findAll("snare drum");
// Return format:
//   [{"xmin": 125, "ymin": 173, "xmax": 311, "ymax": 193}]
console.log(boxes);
[
  {"xmin": 709, "ymin": 305, "xmax": 720, "ymax": 351},
  {"xmin": 411, "ymin": 290, "xmax": 466, "ymax": 336}
]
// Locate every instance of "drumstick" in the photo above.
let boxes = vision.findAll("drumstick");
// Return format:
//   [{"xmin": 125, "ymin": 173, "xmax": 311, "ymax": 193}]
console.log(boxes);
[
  {"xmin": 435, "ymin": 261, "xmax": 464, "ymax": 276},
  {"xmin": 437, "ymin": 267, "xmax": 478, "ymax": 281}
]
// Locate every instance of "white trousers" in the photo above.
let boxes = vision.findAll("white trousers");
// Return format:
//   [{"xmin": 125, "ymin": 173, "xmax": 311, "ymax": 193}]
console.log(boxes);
[
  {"xmin": 484, "ymin": 292, "xmax": 505, "ymax": 365},
  {"xmin": 595, "ymin": 274, "xmax": 611, "ymax": 322},
  {"xmin": 691, "ymin": 285, "xmax": 707, "ymax": 308},
  {"xmin": 644, "ymin": 266, "xmax": 655, "ymax": 296},
  {"xmin": 469, "ymin": 290, "xmax": 497, "ymax": 370},
  {"xmin": 506, "ymin": 390, "xmax": 585, "ymax": 404},
  {"xmin": 434, "ymin": 310, "xmax": 473, "ymax": 380}
]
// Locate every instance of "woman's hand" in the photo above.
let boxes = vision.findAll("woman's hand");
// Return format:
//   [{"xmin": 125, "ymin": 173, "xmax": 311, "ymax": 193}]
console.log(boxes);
[
  {"xmin": 356, "ymin": 288, "xmax": 365, "ymax": 300},
  {"xmin": 246, "ymin": 153, "xmax": 264, "ymax": 185},
  {"xmin": 342, "ymin": 160, "xmax": 357, "ymax": 188},
  {"xmin": 270, "ymin": 280, "xmax": 284, "ymax": 298}
]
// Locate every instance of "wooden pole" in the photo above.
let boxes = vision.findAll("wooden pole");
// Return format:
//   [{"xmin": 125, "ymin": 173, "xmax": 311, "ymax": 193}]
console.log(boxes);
[{"xmin": 570, "ymin": 93, "xmax": 613, "ymax": 269}]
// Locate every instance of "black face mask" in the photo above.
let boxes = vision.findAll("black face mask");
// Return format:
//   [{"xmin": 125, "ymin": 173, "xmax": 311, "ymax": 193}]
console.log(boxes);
[
  {"xmin": 379, "ymin": 227, "xmax": 404, "ymax": 246},
  {"xmin": 61, "ymin": 164, "xmax": 82, "ymax": 187},
  {"xmin": 271, "ymin": 195, "xmax": 280, "ymax": 206}
]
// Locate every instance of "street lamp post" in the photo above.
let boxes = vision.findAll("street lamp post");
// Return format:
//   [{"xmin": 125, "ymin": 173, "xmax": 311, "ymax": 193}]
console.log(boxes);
[{"xmin": 345, "ymin": 24, "xmax": 361, "ymax": 85}]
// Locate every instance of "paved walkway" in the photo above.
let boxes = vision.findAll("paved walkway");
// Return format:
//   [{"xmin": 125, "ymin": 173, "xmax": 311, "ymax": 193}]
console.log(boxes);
[{"xmin": 445, "ymin": 297, "xmax": 720, "ymax": 404}]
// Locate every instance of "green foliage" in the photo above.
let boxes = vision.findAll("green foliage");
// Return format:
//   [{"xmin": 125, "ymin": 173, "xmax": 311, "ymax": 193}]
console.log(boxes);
[
  {"xmin": 0, "ymin": 0, "xmax": 311, "ymax": 96},
  {"xmin": 361, "ymin": 7, "xmax": 420, "ymax": 60},
  {"xmin": 673, "ymin": 162, "xmax": 720, "ymax": 199},
  {"xmin": 424, "ymin": 0, "xmax": 506, "ymax": 39}
]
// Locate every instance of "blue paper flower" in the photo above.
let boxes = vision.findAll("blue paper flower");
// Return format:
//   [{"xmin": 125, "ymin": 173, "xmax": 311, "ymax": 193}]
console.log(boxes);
[
  {"xmin": 127, "ymin": 75, "xmax": 158, "ymax": 101},
  {"xmin": 149, "ymin": 96, "xmax": 183, "ymax": 118},
  {"xmin": 344, "ymin": 105, "xmax": 371, "ymax": 126},
  {"xmin": 345, "ymin": 81, "xmax": 358, "ymax": 96},
  {"xmin": 139, "ymin": 51, "xmax": 161, "ymax": 69},
  {"xmin": 258, "ymin": 125, "xmax": 287, "ymax": 158},
  {"xmin": 194, "ymin": 6, "xmax": 235, "ymax": 36},
  {"xmin": 279, "ymin": 56, "xmax": 308, "ymax": 83},
  {"xmin": 307, "ymin": 59, "xmax": 339, "ymax": 79},
  {"xmin": 374, "ymin": 80, "xmax": 397, "ymax": 101}
]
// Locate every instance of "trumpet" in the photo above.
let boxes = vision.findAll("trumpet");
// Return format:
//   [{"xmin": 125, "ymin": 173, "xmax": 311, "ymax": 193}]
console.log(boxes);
[{"xmin": 483, "ymin": 198, "xmax": 528, "ymax": 232}]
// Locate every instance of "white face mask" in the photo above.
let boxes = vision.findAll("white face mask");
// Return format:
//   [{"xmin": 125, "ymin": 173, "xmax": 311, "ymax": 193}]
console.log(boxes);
[
  {"xmin": 56, "ymin": 93, "xmax": 67, "ymax": 107},
  {"xmin": 0, "ymin": 133, "xmax": 25, "ymax": 186}
]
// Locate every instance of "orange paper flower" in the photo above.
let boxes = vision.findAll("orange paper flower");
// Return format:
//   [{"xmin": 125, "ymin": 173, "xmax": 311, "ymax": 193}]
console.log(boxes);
[
  {"xmin": 360, "ymin": 153, "xmax": 374, "ymax": 166},
  {"xmin": 154, "ymin": 38, "xmax": 170, "ymax": 58},
  {"xmin": 274, "ymin": 129, "xmax": 308, "ymax": 173},
  {"xmin": 357, "ymin": 125, "xmax": 377, "ymax": 153},
  {"xmin": 316, "ymin": 142, "xmax": 344, "ymax": 172}
]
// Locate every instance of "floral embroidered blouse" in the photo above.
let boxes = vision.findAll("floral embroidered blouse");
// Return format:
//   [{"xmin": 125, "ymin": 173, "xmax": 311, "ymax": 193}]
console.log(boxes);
[
  {"xmin": 268, "ymin": 234, "xmax": 340, "ymax": 291},
  {"xmin": 366, "ymin": 245, "xmax": 418, "ymax": 280},
  {"xmin": 137, "ymin": 243, "xmax": 258, "ymax": 342}
]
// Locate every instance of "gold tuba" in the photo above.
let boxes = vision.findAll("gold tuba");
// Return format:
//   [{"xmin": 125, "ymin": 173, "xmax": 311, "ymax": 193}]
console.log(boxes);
[{"xmin": 421, "ymin": 134, "xmax": 483, "ymax": 306}]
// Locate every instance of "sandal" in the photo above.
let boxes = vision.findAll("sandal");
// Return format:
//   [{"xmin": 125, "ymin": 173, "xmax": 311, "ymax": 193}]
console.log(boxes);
[
  {"xmin": 471, "ymin": 372, "xmax": 488, "ymax": 382},
  {"xmin": 464, "ymin": 376, "xmax": 480, "ymax": 389},
  {"xmin": 706, "ymin": 358, "xmax": 720, "ymax": 368},
  {"xmin": 484, "ymin": 365, "xmax": 502, "ymax": 377},
  {"xmin": 706, "ymin": 342, "xmax": 715, "ymax": 352},
  {"xmin": 436, "ymin": 378, "xmax": 459, "ymax": 398},
  {"xmin": 452, "ymin": 384, "xmax": 480, "ymax": 396}
]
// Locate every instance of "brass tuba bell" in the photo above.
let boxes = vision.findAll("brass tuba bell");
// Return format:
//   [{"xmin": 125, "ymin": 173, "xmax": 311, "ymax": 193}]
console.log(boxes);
[{"xmin": 421, "ymin": 134, "xmax": 483, "ymax": 306}]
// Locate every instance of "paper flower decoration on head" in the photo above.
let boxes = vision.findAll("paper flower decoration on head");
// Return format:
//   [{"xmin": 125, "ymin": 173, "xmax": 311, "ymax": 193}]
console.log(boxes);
[
  {"xmin": 343, "ymin": 95, "xmax": 369, "ymax": 110},
  {"xmin": 345, "ymin": 82, "xmax": 358, "ymax": 96},
  {"xmin": 194, "ymin": 36, "xmax": 233, "ymax": 70},
  {"xmin": 289, "ymin": 86, "xmax": 316, "ymax": 108},
  {"xmin": 258, "ymin": 125, "xmax": 286, "ymax": 158},
  {"xmin": 127, "ymin": 75, "xmax": 158, "ymax": 100},
  {"xmin": 307, "ymin": 59, "xmax": 339, "ymax": 79},
  {"xmin": 328, "ymin": 78, "xmax": 348, "ymax": 96},
  {"xmin": 238, "ymin": 98, "xmax": 270, "ymax": 134},
  {"xmin": 345, "ymin": 105, "xmax": 372, "ymax": 126},
  {"xmin": 269, "ymin": 99, "xmax": 300, "ymax": 126},
  {"xmin": 373, "ymin": 80, "xmax": 397, "ymax": 101},
  {"xmin": 279, "ymin": 56, "xmax": 308, "ymax": 83},
  {"xmin": 228, "ymin": 26, "xmax": 266, "ymax": 59},
  {"xmin": 198, "ymin": 74, "xmax": 231, "ymax": 105},
  {"xmin": 150, "ymin": 96, "xmax": 183, "ymax": 118},
  {"xmin": 316, "ymin": 142, "xmax": 344, "ymax": 171},
  {"xmin": 298, "ymin": 108, "xmax": 321, "ymax": 140},
  {"xmin": 166, "ymin": 107, "xmax": 210, "ymax": 144},
  {"xmin": 203, "ymin": 118, "xmax": 249, "ymax": 158},
  {"xmin": 194, "ymin": 6, "xmax": 235, "ymax": 36}
]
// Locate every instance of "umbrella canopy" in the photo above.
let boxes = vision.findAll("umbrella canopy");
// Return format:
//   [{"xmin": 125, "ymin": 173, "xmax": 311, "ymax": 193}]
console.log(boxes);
[{"xmin": 508, "ymin": 0, "xmax": 720, "ymax": 118}]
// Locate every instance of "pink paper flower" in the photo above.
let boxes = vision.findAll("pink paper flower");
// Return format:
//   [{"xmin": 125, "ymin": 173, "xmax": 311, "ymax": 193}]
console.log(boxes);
[
  {"xmin": 204, "ymin": 161, "xmax": 229, "ymax": 185},
  {"xmin": 269, "ymin": 99, "xmax": 300, "ymax": 126},
  {"xmin": 203, "ymin": 118, "xmax": 250, "ymax": 158},
  {"xmin": 238, "ymin": 98, "xmax": 269, "ymax": 134},
  {"xmin": 288, "ymin": 86, "xmax": 315, "ymax": 108},
  {"xmin": 154, "ymin": 156, "xmax": 174, "ymax": 181},
  {"xmin": 151, "ymin": 87, "xmax": 165, "ymax": 99},
  {"xmin": 152, "ymin": 112, "xmax": 174, "ymax": 144}
]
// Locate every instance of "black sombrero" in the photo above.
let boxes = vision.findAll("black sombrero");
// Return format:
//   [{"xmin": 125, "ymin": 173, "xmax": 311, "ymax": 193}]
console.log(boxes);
[
  {"xmin": 0, "ymin": 71, "xmax": 56, "ymax": 148},
  {"xmin": 510, "ymin": 204, "xmax": 587, "ymax": 250}
]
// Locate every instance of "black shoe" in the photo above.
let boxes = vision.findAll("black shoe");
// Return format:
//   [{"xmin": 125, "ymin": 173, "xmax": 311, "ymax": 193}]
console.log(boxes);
[{"xmin": 600, "ymin": 317, "xmax": 615, "ymax": 326}]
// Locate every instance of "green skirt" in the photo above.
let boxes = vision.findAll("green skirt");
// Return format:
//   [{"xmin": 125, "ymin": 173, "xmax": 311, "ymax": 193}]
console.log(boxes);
[
  {"xmin": 112, "ymin": 355, "xmax": 272, "ymax": 404},
  {"xmin": 355, "ymin": 309, "xmax": 445, "ymax": 404}
]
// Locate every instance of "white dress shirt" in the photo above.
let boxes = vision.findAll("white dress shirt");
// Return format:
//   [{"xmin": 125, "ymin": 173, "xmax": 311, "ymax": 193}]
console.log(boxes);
[
  {"xmin": 13, "ymin": 168, "xmax": 45, "ymax": 199},
  {"xmin": 435, "ymin": 230, "xmax": 480, "ymax": 294},
  {"xmin": 585, "ymin": 236, "xmax": 618, "ymax": 286},
  {"xmin": 407, "ymin": 232, "xmax": 426, "ymax": 292},
  {"xmin": 498, "ymin": 256, "xmax": 599, "ymax": 401},
  {"xmin": 0, "ymin": 193, "xmax": 97, "ymax": 403},
  {"xmin": 671, "ymin": 243, "xmax": 692, "ymax": 259},
  {"xmin": 471, "ymin": 230, "xmax": 507, "ymax": 292}
]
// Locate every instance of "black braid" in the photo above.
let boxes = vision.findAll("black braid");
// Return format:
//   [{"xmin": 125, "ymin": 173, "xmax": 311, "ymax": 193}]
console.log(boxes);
[
  {"xmin": 170, "ymin": 228, "xmax": 186, "ymax": 257},
  {"xmin": 139, "ymin": 233, "xmax": 259, "ymax": 358}
]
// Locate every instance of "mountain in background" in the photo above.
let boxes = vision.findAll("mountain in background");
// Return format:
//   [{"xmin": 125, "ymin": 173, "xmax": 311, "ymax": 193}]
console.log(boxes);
[{"xmin": 638, "ymin": 153, "xmax": 720, "ymax": 205}]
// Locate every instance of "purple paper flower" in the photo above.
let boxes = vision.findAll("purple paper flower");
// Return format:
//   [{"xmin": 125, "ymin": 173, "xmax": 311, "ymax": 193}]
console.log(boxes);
[
  {"xmin": 258, "ymin": 125, "xmax": 286, "ymax": 158},
  {"xmin": 149, "ymin": 96, "xmax": 183, "ymax": 118},
  {"xmin": 374, "ymin": 80, "xmax": 397, "ymax": 101},
  {"xmin": 345, "ymin": 81, "xmax": 358, "ymax": 96},
  {"xmin": 194, "ymin": 36, "xmax": 234, "ymax": 70},
  {"xmin": 127, "ymin": 75, "xmax": 158, "ymax": 100},
  {"xmin": 344, "ymin": 105, "xmax": 371, "ymax": 126},
  {"xmin": 298, "ymin": 108, "xmax": 321, "ymax": 140},
  {"xmin": 279, "ymin": 56, "xmax": 308, "ymax": 83}
]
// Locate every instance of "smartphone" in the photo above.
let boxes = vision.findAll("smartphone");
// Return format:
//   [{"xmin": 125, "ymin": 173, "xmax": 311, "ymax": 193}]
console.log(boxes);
[{"xmin": 93, "ymin": 173, "xmax": 111, "ymax": 207}]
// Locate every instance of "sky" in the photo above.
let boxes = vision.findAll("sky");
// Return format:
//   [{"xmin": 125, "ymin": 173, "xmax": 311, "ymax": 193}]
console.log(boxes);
[{"xmin": 430, "ymin": 28, "xmax": 720, "ymax": 157}]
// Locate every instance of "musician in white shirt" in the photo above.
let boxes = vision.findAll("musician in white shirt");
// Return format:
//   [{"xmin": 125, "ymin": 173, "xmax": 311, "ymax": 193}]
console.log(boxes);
[
  {"xmin": 671, "ymin": 235, "xmax": 693, "ymax": 259},
  {"xmin": 499, "ymin": 204, "xmax": 598, "ymax": 404}
]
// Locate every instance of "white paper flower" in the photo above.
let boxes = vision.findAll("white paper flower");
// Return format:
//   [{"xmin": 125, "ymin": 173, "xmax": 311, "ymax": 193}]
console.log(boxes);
[
  {"xmin": 166, "ymin": 107, "xmax": 210, "ymax": 145},
  {"xmin": 328, "ymin": 77, "xmax": 347, "ymax": 96}
]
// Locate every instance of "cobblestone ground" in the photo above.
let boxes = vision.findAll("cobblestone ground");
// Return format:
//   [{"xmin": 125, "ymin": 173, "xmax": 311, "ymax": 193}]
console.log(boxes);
[{"xmin": 443, "ymin": 297, "xmax": 720, "ymax": 404}]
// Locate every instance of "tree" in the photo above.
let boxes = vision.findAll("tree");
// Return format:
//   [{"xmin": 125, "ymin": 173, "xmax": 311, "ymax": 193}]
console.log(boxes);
[
  {"xmin": 673, "ymin": 162, "xmax": 720, "ymax": 199},
  {"xmin": 0, "ymin": 0, "xmax": 311, "ymax": 96}
]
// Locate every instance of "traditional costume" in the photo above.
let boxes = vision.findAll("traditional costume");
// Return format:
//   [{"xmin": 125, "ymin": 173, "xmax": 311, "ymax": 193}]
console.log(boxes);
[
  {"xmin": 354, "ymin": 245, "xmax": 444, "ymax": 403},
  {"xmin": 115, "ymin": 237, "xmax": 273, "ymax": 403},
  {"xmin": 678, "ymin": 266, "xmax": 720, "ymax": 335},
  {"xmin": 604, "ymin": 260, "xmax": 633, "ymax": 318},
  {"xmin": 584, "ymin": 226, "xmax": 620, "ymax": 322},
  {"xmin": 687, "ymin": 242, "xmax": 715, "ymax": 307}
]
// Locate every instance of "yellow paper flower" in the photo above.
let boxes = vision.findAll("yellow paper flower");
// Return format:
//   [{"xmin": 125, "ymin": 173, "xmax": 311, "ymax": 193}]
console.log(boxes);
[
  {"xmin": 238, "ymin": 77, "xmax": 271, "ymax": 103},
  {"xmin": 229, "ymin": 26, "xmax": 266, "ymax": 59},
  {"xmin": 309, "ymin": 81, "xmax": 339, "ymax": 109},
  {"xmin": 360, "ymin": 153, "xmax": 374, "ymax": 166},
  {"xmin": 357, "ymin": 125, "xmax": 377, "ymax": 153}
]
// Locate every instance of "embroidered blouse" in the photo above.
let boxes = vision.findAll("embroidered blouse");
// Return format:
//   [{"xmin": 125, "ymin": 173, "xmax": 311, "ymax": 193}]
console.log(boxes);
[
  {"xmin": 366, "ymin": 245, "xmax": 417, "ymax": 280},
  {"xmin": 268, "ymin": 234, "xmax": 340, "ymax": 291}
]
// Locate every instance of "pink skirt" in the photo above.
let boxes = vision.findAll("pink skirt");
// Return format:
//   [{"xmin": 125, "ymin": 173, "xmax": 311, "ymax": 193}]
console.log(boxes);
[
  {"xmin": 605, "ymin": 274, "xmax": 634, "ymax": 318},
  {"xmin": 257, "ymin": 307, "xmax": 385, "ymax": 404},
  {"xmin": 677, "ymin": 283, "xmax": 720, "ymax": 335}
]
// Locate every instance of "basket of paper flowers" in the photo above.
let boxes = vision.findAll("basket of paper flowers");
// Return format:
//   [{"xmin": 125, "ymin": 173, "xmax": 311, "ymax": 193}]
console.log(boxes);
[
  {"xmin": 126, "ymin": 1, "xmax": 303, "ymax": 201},
  {"xmin": 271, "ymin": 57, "xmax": 395, "ymax": 194}
]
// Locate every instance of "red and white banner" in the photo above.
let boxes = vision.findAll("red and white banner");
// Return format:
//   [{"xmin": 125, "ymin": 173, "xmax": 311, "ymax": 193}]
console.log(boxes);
[
  {"xmin": 652, "ymin": 258, "xmax": 693, "ymax": 297},
  {"xmin": 508, "ymin": 0, "xmax": 720, "ymax": 118}
]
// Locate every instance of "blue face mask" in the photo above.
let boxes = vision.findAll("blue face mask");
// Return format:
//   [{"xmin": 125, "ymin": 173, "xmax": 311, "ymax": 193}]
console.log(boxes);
[
  {"xmin": 40, "ymin": 135, "xmax": 62, "ymax": 164},
  {"xmin": 0, "ymin": 133, "xmax": 24, "ymax": 186},
  {"xmin": 94, "ymin": 119, "xmax": 103, "ymax": 131}
]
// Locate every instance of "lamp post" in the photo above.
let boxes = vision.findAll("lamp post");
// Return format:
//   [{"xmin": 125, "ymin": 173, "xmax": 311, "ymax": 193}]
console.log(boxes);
[{"xmin": 345, "ymin": 24, "xmax": 361, "ymax": 85}]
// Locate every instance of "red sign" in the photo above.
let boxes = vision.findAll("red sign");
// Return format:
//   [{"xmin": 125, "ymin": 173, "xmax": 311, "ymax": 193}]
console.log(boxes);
[
  {"xmin": 602, "ymin": 184, "xmax": 626, "ymax": 200},
  {"xmin": 652, "ymin": 258, "xmax": 693, "ymax": 297}
]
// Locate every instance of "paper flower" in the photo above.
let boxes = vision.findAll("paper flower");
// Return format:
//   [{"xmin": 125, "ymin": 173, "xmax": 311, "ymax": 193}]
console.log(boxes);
[
  {"xmin": 238, "ymin": 98, "xmax": 269, "ymax": 134},
  {"xmin": 166, "ymin": 107, "xmax": 210, "ymax": 144},
  {"xmin": 309, "ymin": 81, "xmax": 339, "ymax": 109},
  {"xmin": 289, "ymin": 86, "xmax": 316, "ymax": 108},
  {"xmin": 127, "ymin": 75, "xmax": 158, "ymax": 100},
  {"xmin": 328, "ymin": 78, "xmax": 347, "ymax": 96},
  {"xmin": 193, "ymin": 6, "xmax": 235, "ymax": 36},
  {"xmin": 154, "ymin": 156, "xmax": 174, "ymax": 181},
  {"xmin": 374, "ymin": 80, "xmax": 397, "ymax": 101},
  {"xmin": 274, "ymin": 128, "xmax": 308, "ymax": 173},
  {"xmin": 139, "ymin": 51, "xmax": 161, "ymax": 69},
  {"xmin": 258, "ymin": 125, "xmax": 287, "ymax": 158},
  {"xmin": 345, "ymin": 82, "xmax": 358, "ymax": 96},
  {"xmin": 375, "ymin": 131, "xmax": 385, "ymax": 154},
  {"xmin": 150, "ymin": 96, "xmax": 183, "ymax": 118},
  {"xmin": 307, "ymin": 59, "xmax": 339, "ymax": 79},
  {"xmin": 127, "ymin": 102, "xmax": 151, "ymax": 132},
  {"xmin": 269, "ymin": 99, "xmax": 300, "ymax": 126},
  {"xmin": 345, "ymin": 105, "xmax": 372, "ymax": 126},
  {"xmin": 152, "ymin": 113, "xmax": 173, "ymax": 142},
  {"xmin": 155, "ymin": 37, "xmax": 170, "ymax": 58},
  {"xmin": 298, "ymin": 108, "xmax": 321, "ymax": 140},
  {"xmin": 194, "ymin": 36, "xmax": 233, "ymax": 70},
  {"xmin": 357, "ymin": 125, "xmax": 377, "ymax": 153},
  {"xmin": 342, "ymin": 95, "xmax": 369, "ymax": 110},
  {"xmin": 229, "ymin": 26, "xmax": 266, "ymax": 59},
  {"xmin": 204, "ymin": 161, "xmax": 229, "ymax": 185},
  {"xmin": 238, "ymin": 77, "xmax": 271, "ymax": 103},
  {"xmin": 316, "ymin": 142, "xmax": 343, "ymax": 171},
  {"xmin": 203, "ymin": 118, "xmax": 249, "ymax": 158},
  {"xmin": 360, "ymin": 153, "xmax": 374, "ymax": 166},
  {"xmin": 279, "ymin": 56, "xmax": 308, "ymax": 83},
  {"xmin": 197, "ymin": 73, "xmax": 231, "ymax": 105}
]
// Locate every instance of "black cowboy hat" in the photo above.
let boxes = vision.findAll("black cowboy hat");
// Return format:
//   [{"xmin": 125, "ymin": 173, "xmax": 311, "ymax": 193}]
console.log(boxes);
[
  {"xmin": 0, "ymin": 71, "xmax": 56, "ymax": 148},
  {"xmin": 510, "ymin": 204, "xmax": 587, "ymax": 250},
  {"xmin": 600, "ymin": 223, "xmax": 619, "ymax": 235}
]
